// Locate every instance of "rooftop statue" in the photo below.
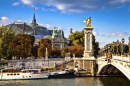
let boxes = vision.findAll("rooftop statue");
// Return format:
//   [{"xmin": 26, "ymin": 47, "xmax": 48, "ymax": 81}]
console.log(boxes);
[
  {"xmin": 83, "ymin": 17, "xmax": 92, "ymax": 27},
  {"xmin": 53, "ymin": 27, "xmax": 57, "ymax": 36},
  {"xmin": 52, "ymin": 27, "xmax": 63, "ymax": 38}
]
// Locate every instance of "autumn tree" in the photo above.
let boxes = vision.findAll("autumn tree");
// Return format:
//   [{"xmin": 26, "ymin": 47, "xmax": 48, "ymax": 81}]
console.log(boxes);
[
  {"xmin": 32, "ymin": 45, "xmax": 38, "ymax": 58},
  {"xmin": 68, "ymin": 46, "xmax": 84, "ymax": 57},
  {"xmin": 12, "ymin": 34, "xmax": 35, "ymax": 59},
  {"xmin": 0, "ymin": 25, "xmax": 15, "ymax": 60},
  {"xmin": 38, "ymin": 38, "xmax": 51, "ymax": 57},
  {"xmin": 61, "ymin": 48, "xmax": 68, "ymax": 57},
  {"xmin": 50, "ymin": 48, "xmax": 61, "ymax": 56}
]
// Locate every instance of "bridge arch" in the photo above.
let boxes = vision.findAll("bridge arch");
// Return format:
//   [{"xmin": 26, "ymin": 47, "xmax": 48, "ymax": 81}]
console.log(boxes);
[{"xmin": 98, "ymin": 61, "xmax": 130, "ymax": 80}]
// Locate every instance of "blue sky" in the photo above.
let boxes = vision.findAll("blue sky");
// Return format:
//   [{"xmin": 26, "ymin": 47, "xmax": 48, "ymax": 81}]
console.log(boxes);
[{"xmin": 0, "ymin": 0, "xmax": 130, "ymax": 48}]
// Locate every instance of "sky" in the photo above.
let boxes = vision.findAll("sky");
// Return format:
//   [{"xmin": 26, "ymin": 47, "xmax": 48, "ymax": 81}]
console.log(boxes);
[{"xmin": 0, "ymin": 0, "xmax": 130, "ymax": 48}]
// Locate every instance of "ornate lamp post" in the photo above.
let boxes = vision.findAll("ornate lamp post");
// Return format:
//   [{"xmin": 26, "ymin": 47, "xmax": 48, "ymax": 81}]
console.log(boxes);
[
  {"xmin": 106, "ymin": 45, "xmax": 108, "ymax": 53},
  {"xmin": 107, "ymin": 44, "xmax": 111, "ymax": 63},
  {"xmin": 128, "ymin": 37, "xmax": 130, "ymax": 55},
  {"xmin": 101, "ymin": 48, "xmax": 103, "ymax": 56},
  {"xmin": 116, "ymin": 40, "xmax": 119, "ymax": 55},
  {"xmin": 105, "ymin": 45, "xmax": 107, "ymax": 56},
  {"xmin": 98, "ymin": 50, "xmax": 100, "ymax": 56},
  {"xmin": 121, "ymin": 38, "xmax": 125, "ymax": 55},
  {"xmin": 108, "ymin": 44, "xmax": 110, "ymax": 52},
  {"xmin": 103, "ymin": 47, "xmax": 105, "ymax": 56},
  {"xmin": 113, "ymin": 41, "xmax": 115, "ymax": 55}
]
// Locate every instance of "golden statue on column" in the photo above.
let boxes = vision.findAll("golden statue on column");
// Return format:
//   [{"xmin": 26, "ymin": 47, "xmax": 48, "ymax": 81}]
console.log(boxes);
[{"xmin": 83, "ymin": 17, "xmax": 92, "ymax": 27}]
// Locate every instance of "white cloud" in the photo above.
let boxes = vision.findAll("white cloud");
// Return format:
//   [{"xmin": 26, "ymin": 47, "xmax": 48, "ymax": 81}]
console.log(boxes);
[
  {"xmin": 0, "ymin": 17, "xmax": 22, "ymax": 26},
  {"xmin": 16, "ymin": 20, "xmax": 22, "ymax": 22},
  {"xmin": 12, "ymin": 2, "xmax": 20, "ymax": 6},
  {"xmin": 0, "ymin": 17, "xmax": 13, "ymax": 26},
  {"xmin": 111, "ymin": 32, "xmax": 128, "ymax": 36},
  {"xmin": 1, "ymin": 17, "xmax": 8, "ymax": 21},
  {"xmin": 39, "ymin": 24, "xmax": 65, "ymax": 30},
  {"xmin": 21, "ymin": 0, "xmax": 33, "ymax": 5},
  {"xmin": 40, "ymin": 24, "xmax": 54, "ymax": 30},
  {"xmin": 93, "ymin": 31, "xmax": 99, "ymax": 36},
  {"xmin": 20, "ymin": 0, "xmax": 130, "ymax": 13},
  {"xmin": 101, "ymin": 32, "xmax": 128, "ymax": 37}
]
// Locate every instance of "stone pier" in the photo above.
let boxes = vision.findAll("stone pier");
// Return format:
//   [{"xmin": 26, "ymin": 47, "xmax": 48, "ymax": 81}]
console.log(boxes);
[{"xmin": 73, "ymin": 17, "xmax": 96, "ymax": 76}]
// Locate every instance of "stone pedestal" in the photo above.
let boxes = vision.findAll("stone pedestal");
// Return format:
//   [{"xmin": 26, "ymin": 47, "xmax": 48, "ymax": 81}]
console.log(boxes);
[
  {"xmin": 84, "ymin": 27, "xmax": 94, "ymax": 58},
  {"xmin": 83, "ymin": 26, "xmax": 96, "ymax": 76}
]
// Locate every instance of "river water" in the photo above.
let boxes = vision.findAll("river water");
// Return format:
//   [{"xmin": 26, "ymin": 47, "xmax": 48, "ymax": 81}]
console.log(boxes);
[{"xmin": 0, "ymin": 77, "xmax": 130, "ymax": 86}]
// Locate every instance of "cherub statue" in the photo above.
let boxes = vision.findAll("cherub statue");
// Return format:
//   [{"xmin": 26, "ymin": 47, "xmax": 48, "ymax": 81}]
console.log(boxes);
[{"xmin": 83, "ymin": 17, "xmax": 92, "ymax": 27}]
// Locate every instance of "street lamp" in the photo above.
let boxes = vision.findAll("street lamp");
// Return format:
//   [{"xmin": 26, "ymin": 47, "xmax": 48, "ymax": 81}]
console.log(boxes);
[
  {"xmin": 113, "ymin": 41, "xmax": 115, "ymax": 55},
  {"xmin": 128, "ymin": 37, "xmax": 130, "ymax": 55},
  {"xmin": 121, "ymin": 38, "xmax": 125, "ymax": 55},
  {"xmin": 116, "ymin": 40, "xmax": 119, "ymax": 55}
]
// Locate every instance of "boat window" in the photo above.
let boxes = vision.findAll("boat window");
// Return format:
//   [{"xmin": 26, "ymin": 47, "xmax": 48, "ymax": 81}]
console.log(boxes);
[
  {"xmin": 29, "ymin": 76, "xmax": 31, "ymax": 77},
  {"xmin": 7, "ymin": 74, "xmax": 9, "ymax": 76},
  {"xmin": 54, "ymin": 73, "xmax": 58, "ymax": 75},
  {"xmin": 10, "ymin": 74, "xmax": 13, "ymax": 75},
  {"xmin": 14, "ymin": 74, "xmax": 16, "ymax": 75},
  {"xmin": 17, "ymin": 73, "xmax": 20, "ymax": 75}
]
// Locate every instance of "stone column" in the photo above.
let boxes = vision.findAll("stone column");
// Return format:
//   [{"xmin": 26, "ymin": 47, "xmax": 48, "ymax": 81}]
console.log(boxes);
[{"xmin": 84, "ymin": 27, "xmax": 94, "ymax": 58}]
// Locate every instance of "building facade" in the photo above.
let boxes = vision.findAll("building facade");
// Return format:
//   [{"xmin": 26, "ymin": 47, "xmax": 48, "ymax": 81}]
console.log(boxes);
[{"xmin": 7, "ymin": 14, "xmax": 68, "ymax": 49}]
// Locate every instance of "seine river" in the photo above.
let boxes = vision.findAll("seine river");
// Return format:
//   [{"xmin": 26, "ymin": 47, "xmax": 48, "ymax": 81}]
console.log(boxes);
[{"xmin": 0, "ymin": 77, "xmax": 130, "ymax": 86}]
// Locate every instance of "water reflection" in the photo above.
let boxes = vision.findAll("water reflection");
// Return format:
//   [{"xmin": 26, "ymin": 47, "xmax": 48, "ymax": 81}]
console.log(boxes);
[{"xmin": 0, "ymin": 77, "xmax": 130, "ymax": 86}]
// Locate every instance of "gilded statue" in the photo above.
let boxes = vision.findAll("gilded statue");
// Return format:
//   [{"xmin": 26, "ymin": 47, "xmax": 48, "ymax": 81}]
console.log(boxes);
[{"xmin": 83, "ymin": 17, "xmax": 92, "ymax": 27}]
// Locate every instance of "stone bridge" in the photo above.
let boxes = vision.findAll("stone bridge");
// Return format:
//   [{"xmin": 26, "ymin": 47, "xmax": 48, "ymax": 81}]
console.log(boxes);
[
  {"xmin": 97, "ymin": 37, "xmax": 130, "ymax": 80},
  {"xmin": 97, "ymin": 55, "xmax": 130, "ymax": 80}
]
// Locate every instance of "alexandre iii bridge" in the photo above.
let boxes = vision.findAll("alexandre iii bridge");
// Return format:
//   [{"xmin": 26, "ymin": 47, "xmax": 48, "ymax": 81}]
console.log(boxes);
[
  {"xmin": 69, "ymin": 17, "xmax": 130, "ymax": 80},
  {"xmin": 97, "ymin": 38, "xmax": 130, "ymax": 80}
]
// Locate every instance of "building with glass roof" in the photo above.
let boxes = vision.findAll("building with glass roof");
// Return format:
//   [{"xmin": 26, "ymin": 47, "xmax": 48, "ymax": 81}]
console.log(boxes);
[
  {"xmin": 7, "ymin": 14, "xmax": 69, "ymax": 49},
  {"xmin": 7, "ymin": 14, "xmax": 52, "ymax": 37}
]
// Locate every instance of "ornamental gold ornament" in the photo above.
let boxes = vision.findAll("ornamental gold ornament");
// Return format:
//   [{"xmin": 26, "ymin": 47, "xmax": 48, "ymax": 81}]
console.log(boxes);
[{"xmin": 83, "ymin": 17, "xmax": 92, "ymax": 27}]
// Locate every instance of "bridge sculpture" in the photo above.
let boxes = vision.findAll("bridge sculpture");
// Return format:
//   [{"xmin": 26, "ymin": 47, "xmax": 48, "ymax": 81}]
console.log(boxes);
[{"xmin": 97, "ymin": 37, "xmax": 130, "ymax": 80}]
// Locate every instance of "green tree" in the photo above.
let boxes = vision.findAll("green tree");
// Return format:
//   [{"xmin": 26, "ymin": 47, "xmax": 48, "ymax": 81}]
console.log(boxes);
[
  {"xmin": 38, "ymin": 38, "xmax": 51, "ymax": 57},
  {"xmin": 92, "ymin": 35, "xmax": 100, "ymax": 58},
  {"xmin": 0, "ymin": 25, "xmax": 15, "ymax": 60},
  {"xmin": 69, "ymin": 30, "xmax": 84, "ymax": 46},
  {"xmin": 69, "ymin": 30, "xmax": 100, "ymax": 57}
]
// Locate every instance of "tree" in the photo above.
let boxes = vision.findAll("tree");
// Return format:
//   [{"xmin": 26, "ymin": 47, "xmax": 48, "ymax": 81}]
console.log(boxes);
[
  {"xmin": 69, "ymin": 30, "xmax": 100, "ymax": 57},
  {"xmin": 92, "ymin": 35, "xmax": 100, "ymax": 58},
  {"xmin": 50, "ymin": 48, "xmax": 61, "ymax": 56},
  {"xmin": 68, "ymin": 46, "xmax": 84, "ymax": 57},
  {"xmin": 61, "ymin": 48, "xmax": 68, "ymax": 57},
  {"xmin": 38, "ymin": 38, "xmax": 51, "ymax": 57},
  {"xmin": 69, "ymin": 30, "xmax": 84, "ymax": 46},
  {"xmin": 12, "ymin": 34, "xmax": 35, "ymax": 59},
  {"xmin": 0, "ymin": 25, "xmax": 15, "ymax": 60},
  {"xmin": 32, "ymin": 45, "xmax": 38, "ymax": 58}
]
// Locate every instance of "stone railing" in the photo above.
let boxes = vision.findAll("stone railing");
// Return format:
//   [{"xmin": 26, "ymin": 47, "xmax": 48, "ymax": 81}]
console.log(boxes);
[{"xmin": 112, "ymin": 55, "xmax": 130, "ymax": 62}]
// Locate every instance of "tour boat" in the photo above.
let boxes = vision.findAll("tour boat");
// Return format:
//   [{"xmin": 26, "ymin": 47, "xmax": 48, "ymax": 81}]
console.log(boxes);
[
  {"xmin": 0, "ymin": 68, "xmax": 48, "ymax": 80},
  {"xmin": 48, "ymin": 70, "xmax": 75, "ymax": 78}
]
